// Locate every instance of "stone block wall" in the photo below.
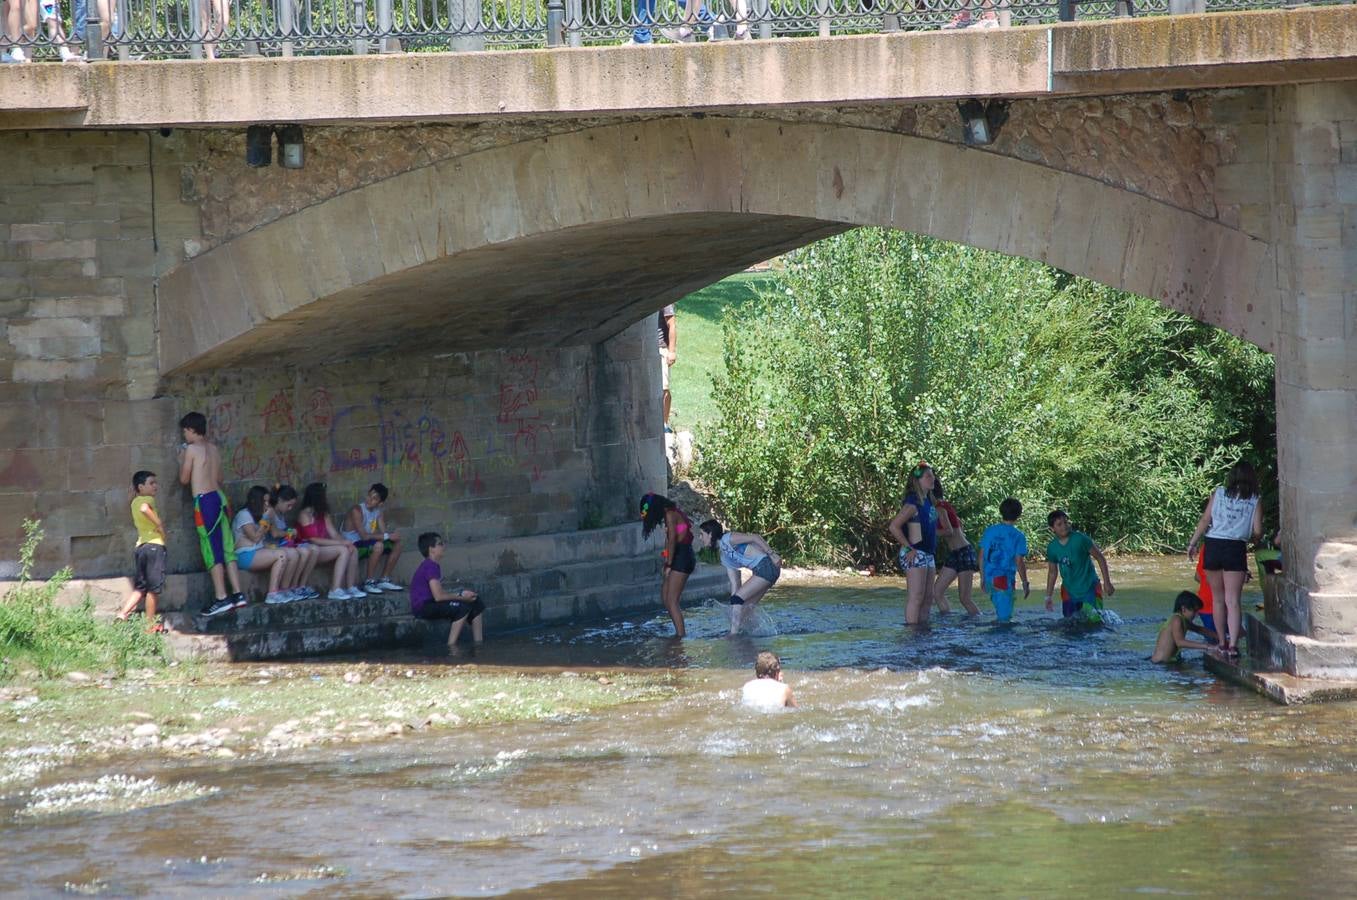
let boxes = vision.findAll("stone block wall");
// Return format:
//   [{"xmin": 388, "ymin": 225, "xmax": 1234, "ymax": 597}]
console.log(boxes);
[
  {"xmin": 0, "ymin": 129, "xmax": 201, "ymax": 576},
  {"xmin": 0, "ymin": 127, "xmax": 664, "ymax": 584}
]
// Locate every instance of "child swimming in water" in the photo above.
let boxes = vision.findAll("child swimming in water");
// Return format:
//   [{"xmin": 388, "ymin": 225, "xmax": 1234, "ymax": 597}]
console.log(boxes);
[
  {"xmin": 640, "ymin": 492, "xmax": 696, "ymax": 639},
  {"xmin": 741, "ymin": 651, "xmax": 796, "ymax": 709},
  {"xmin": 697, "ymin": 519, "xmax": 782, "ymax": 635},
  {"xmin": 1151, "ymin": 591, "xmax": 1219, "ymax": 663}
]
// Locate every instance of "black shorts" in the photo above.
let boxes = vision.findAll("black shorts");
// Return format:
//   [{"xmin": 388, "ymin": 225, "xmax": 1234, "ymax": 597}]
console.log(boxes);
[
  {"xmin": 669, "ymin": 543, "xmax": 696, "ymax": 575},
  {"xmin": 1202, "ymin": 537, "xmax": 1248, "ymax": 572},
  {"xmin": 133, "ymin": 543, "xmax": 166, "ymax": 594},
  {"xmin": 751, "ymin": 555, "xmax": 781, "ymax": 585},
  {"xmin": 416, "ymin": 597, "xmax": 485, "ymax": 623},
  {"xmin": 944, "ymin": 544, "xmax": 979, "ymax": 574}
]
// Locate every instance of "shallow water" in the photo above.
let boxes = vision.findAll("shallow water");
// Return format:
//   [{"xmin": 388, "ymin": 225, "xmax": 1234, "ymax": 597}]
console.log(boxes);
[{"xmin": 5, "ymin": 557, "xmax": 1357, "ymax": 897}]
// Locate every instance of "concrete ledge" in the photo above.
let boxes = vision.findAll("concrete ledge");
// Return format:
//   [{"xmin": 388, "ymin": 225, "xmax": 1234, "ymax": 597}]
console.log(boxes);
[
  {"xmin": 5, "ymin": 8, "xmax": 1357, "ymax": 129},
  {"xmin": 1246, "ymin": 612, "xmax": 1357, "ymax": 680},
  {"xmin": 1205, "ymin": 652, "xmax": 1357, "ymax": 705},
  {"xmin": 165, "ymin": 563, "xmax": 728, "ymax": 661}
]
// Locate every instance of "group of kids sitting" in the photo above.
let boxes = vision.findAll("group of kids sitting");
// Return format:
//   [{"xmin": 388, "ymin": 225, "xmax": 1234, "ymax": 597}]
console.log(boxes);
[
  {"xmin": 639, "ymin": 458, "xmax": 1267, "ymax": 669},
  {"xmin": 118, "ymin": 413, "xmax": 1265, "ymax": 667},
  {"xmin": 117, "ymin": 412, "xmax": 487, "ymax": 648}
]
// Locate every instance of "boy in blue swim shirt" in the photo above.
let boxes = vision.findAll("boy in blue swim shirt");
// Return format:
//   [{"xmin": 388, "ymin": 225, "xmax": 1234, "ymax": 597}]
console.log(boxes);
[{"xmin": 978, "ymin": 497, "xmax": 1029, "ymax": 622}]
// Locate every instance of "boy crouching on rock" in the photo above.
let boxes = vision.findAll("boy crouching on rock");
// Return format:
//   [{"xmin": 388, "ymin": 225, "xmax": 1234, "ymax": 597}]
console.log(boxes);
[{"xmin": 410, "ymin": 532, "xmax": 484, "ymax": 651}]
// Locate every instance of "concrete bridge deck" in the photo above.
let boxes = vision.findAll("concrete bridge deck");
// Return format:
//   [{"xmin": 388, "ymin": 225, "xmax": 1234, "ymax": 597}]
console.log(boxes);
[{"xmin": 3, "ymin": 7, "xmax": 1357, "ymax": 129}]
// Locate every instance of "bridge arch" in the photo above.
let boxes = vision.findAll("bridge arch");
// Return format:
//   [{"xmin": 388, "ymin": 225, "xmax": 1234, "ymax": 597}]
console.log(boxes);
[{"xmin": 158, "ymin": 116, "xmax": 1278, "ymax": 374}]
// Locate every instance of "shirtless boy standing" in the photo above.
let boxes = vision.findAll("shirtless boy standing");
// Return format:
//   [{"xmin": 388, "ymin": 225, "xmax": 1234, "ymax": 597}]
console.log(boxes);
[{"xmin": 178, "ymin": 411, "xmax": 246, "ymax": 617}]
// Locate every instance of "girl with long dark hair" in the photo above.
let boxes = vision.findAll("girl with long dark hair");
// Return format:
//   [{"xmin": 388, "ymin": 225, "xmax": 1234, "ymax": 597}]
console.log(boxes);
[
  {"xmin": 297, "ymin": 482, "xmax": 364, "ymax": 601},
  {"xmin": 640, "ymin": 492, "xmax": 695, "ymax": 638}
]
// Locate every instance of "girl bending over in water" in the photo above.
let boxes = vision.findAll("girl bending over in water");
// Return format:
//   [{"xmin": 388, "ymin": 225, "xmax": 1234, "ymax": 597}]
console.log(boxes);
[
  {"xmin": 697, "ymin": 519, "xmax": 782, "ymax": 635},
  {"xmin": 640, "ymin": 493, "xmax": 695, "ymax": 638}
]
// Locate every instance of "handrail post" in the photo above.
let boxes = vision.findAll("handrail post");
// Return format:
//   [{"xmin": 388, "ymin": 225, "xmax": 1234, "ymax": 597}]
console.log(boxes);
[
  {"xmin": 754, "ymin": 0, "xmax": 770, "ymax": 39},
  {"xmin": 377, "ymin": 0, "xmax": 394, "ymax": 51},
  {"xmin": 547, "ymin": 0, "xmax": 564, "ymax": 46},
  {"xmin": 84, "ymin": 7, "xmax": 104, "ymax": 59},
  {"xmin": 189, "ymin": 0, "xmax": 203, "ymax": 59},
  {"xmin": 279, "ymin": 0, "xmax": 295, "ymax": 56},
  {"xmin": 1057, "ymin": 0, "xmax": 1074, "ymax": 22},
  {"xmin": 566, "ymin": 0, "xmax": 582, "ymax": 46}
]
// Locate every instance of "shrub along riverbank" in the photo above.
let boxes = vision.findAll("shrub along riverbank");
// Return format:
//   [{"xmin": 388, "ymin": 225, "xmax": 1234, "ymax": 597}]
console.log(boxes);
[
  {"xmin": 0, "ymin": 521, "xmax": 165, "ymax": 682},
  {"xmin": 694, "ymin": 230, "xmax": 1276, "ymax": 567}
]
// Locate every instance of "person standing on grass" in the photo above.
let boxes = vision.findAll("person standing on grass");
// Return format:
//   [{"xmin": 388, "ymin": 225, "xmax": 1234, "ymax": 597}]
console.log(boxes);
[
  {"xmin": 889, "ymin": 461, "xmax": 940, "ymax": 626},
  {"xmin": 178, "ymin": 412, "xmax": 246, "ymax": 619},
  {"xmin": 658, "ymin": 304, "xmax": 677, "ymax": 431},
  {"xmin": 1187, "ymin": 461, "xmax": 1263, "ymax": 659},
  {"xmin": 118, "ymin": 471, "xmax": 166, "ymax": 631}
]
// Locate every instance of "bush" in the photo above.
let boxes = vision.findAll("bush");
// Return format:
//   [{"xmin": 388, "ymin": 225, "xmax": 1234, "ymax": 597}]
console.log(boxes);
[
  {"xmin": 0, "ymin": 520, "xmax": 166, "ymax": 681},
  {"xmin": 695, "ymin": 230, "xmax": 1275, "ymax": 566}
]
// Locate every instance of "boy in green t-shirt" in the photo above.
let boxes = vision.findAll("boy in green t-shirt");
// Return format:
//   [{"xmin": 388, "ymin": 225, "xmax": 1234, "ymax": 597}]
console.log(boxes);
[{"xmin": 1043, "ymin": 509, "xmax": 1115, "ymax": 620}]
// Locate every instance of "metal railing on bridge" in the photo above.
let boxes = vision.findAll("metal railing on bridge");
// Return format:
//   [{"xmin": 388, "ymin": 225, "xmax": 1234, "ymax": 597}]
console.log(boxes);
[{"xmin": 0, "ymin": 0, "xmax": 1343, "ymax": 64}]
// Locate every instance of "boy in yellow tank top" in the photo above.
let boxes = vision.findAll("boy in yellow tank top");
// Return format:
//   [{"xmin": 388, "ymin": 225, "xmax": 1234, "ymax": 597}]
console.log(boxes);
[{"xmin": 118, "ymin": 471, "xmax": 168, "ymax": 631}]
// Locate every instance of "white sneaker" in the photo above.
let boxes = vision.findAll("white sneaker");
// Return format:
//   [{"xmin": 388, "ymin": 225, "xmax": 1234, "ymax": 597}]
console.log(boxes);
[
  {"xmin": 264, "ymin": 591, "xmax": 289, "ymax": 605},
  {"xmin": 284, "ymin": 588, "xmax": 306, "ymax": 602},
  {"xmin": 327, "ymin": 588, "xmax": 349, "ymax": 601},
  {"xmin": 972, "ymin": 13, "xmax": 1000, "ymax": 28},
  {"xmin": 59, "ymin": 46, "xmax": 82, "ymax": 61},
  {"xmin": 658, "ymin": 25, "xmax": 693, "ymax": 42},
  {"xmin": 344, "ymin": 586, "xmax": 367, "ymax": 599},
  {"xmin": 3, "ymin": 47, "xmax": 29, "ymax": 63},
  {"xmin": 377, "ymin": 578, "xmax": 402, "ymax": 591},
  {"xmin": 362, "ymin": 578, "xmax": 384, "ymax": 595}
]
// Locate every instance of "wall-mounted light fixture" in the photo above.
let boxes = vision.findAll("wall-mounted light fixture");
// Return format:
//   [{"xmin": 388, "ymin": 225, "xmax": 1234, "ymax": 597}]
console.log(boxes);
[
  {"xmin": 956, "ymin": 99, "xmax": 1009, "ymax": 147},
  {"xmin": 245, "ymin": 124, "xmax": 273, "ymax": 167},
  {"xmin": 276, "ymin": 124, "xmax": 305, "ymax": 170}
]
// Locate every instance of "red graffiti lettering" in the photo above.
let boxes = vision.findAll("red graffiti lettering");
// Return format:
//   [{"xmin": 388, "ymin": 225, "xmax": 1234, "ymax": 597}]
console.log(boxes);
[
  {"xmin": 260, "ymin": 390, "xmax": 295, "ymax": 434},
  {"xmin": 232, "ymin": 437, "xmax": 261, "ymax": 479},
  {"xmin": 302, "ymin": 388, "xmax": 334, "ymax": 431}
]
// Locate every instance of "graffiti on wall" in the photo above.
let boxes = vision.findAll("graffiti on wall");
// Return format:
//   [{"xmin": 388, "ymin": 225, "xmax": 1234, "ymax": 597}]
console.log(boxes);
[{"xmin": 187, "ymin": 352, "xmax": 562, "ymax": 500}]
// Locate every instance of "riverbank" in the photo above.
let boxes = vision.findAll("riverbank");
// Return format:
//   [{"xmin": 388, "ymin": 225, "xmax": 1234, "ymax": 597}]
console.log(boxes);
[{"xmin": 0, "ymin": 661, "xmax": 682, "ymax": 786}]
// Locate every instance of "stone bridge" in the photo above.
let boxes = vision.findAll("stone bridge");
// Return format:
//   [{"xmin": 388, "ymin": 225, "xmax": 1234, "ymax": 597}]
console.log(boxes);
[{"xmin": 0, "ymin": 7, "xmax": 1354, "ymax": 689}]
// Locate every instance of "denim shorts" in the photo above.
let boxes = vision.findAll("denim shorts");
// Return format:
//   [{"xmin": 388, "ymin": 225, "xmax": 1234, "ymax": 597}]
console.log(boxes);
[{"xmin": 751, "ymin": 555, "xmax": 781, "ymax": 584}]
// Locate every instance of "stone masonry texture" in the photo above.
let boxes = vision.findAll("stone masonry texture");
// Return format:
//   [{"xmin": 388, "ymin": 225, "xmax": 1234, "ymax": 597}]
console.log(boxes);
[{"xmin": 0, "ymin": 82, "xmax": 1352, "ymax": 651}]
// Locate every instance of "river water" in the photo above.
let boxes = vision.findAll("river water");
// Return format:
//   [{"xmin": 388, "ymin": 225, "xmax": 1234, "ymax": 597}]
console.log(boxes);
[{"xmin": 4, "ymin": 557, "xmax": 1357, "ymax": 896}]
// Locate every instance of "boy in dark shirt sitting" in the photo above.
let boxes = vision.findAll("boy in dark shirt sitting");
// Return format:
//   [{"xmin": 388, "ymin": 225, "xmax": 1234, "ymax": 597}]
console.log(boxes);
[{"xmin": 410, "ymin": 532, "xmax": 484, "ymax": 650}]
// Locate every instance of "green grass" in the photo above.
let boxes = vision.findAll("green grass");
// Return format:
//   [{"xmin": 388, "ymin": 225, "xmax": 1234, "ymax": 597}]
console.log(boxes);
[{"xmin": 669, "ymin": 271, "xmax": 778, "ymax": 434}]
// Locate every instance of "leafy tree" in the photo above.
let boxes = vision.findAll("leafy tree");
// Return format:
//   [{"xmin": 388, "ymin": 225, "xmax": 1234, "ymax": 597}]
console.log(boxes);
[{"xmin": 696, "ymin": 230, "xmax": 1275, "ymax": 566}]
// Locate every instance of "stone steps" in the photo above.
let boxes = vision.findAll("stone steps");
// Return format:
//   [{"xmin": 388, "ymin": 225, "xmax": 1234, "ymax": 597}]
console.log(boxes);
[{"xmin": 165, "ymin": 560, "xmax": 729, "ymax": 662}]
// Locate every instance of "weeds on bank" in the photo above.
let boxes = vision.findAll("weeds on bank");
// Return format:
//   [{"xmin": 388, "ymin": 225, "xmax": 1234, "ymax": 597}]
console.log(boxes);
[{"xmin": 0, "ymin": 520, "xmax": 165, "ymax": 682}]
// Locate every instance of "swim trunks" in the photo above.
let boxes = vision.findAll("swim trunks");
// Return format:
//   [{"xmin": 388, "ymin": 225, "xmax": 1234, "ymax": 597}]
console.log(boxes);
[
  {"xmin": 194, "ymin": 490, "xmax": 237, "ymax": 568},
  {"xmin": 1060, "ymin": 579, "xmax": 1103, "ymax": 618},
  {"xmin": 132, "ymin": 543, "xmax": 166, "ymax": 594},
  {"xmin": 352, "ymin": 538, "xmax": 396, "ymax": 559},
  {"xmin": 944, "ymin": 544, "xmax": 979, "ymax": 573},
  {"xmin": 989, "ymin": 575, "xmax": 1015, "ymax": 621}
]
